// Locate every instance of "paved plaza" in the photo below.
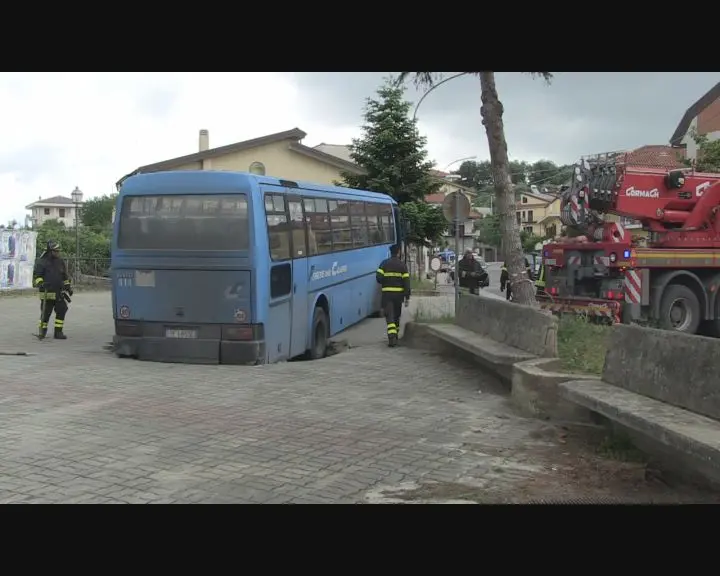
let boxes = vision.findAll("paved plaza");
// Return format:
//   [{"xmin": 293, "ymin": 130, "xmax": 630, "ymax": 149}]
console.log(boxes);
[{"xmin": 0, "ymin": 290, "xmax": 717, "ymax": 504}]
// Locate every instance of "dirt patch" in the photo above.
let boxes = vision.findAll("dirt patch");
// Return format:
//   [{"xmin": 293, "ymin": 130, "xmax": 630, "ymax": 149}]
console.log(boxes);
[
  {"xmin": 368, "ymin": 423, "xmax": 720, "ymax": 504},
  {"xmin": 498, "ymin": 424, "xmax": 720, "ymax": 504}
]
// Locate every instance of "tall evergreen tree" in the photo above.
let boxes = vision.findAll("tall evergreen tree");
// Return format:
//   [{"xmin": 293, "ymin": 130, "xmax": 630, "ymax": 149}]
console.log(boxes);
[{"xmin": 340, "ymin": 80, "xmax": 441, "ymax": 205}]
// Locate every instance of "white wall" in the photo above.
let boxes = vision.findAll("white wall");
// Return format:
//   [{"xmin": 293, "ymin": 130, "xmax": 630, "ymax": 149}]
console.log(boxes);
[{"xmin": 30, "ymin": 205, "xmax": 81, "ymax": 228}]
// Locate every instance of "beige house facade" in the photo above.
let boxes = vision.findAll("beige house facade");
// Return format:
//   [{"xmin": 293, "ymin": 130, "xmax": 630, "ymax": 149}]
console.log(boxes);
[
  {"xmin": 516, "ymin": 191, "xmax": 556, "ymax": 237},
  {"xmin": 118, "ymin": 128, "xmax": 365, "ymax": 190}
]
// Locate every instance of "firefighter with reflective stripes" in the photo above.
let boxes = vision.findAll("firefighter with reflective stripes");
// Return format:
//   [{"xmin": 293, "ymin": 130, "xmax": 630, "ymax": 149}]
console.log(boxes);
[
  {"xmin": 500, "ymin": 263, "xmax": 508, "ymax": 292},
  {"xmin": 33, "ymin": 240, "xmax": 73, "ymax": 340},
  {"xmin": 535, "ymin": 264, "xmax": 546, "ymax": 296},
  {"xmin": 376, "ymin": 244, "xmax": 411, "ymax": 347}
]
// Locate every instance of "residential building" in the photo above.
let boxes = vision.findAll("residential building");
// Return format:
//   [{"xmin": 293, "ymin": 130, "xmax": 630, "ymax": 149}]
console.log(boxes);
[
  {"xmin": 669, "ymin": 81, "xmax": 720, "ymax": 162},
  {"xmin": 118, "ymin": 128, "xmax": 364, "ymax": 189},
  {"xmin": 312, "ymin": 143, "xmax": 353, "ymax": 163},
  {"xmin": 538, "ymin": 196, "xmax": 562, "ymax": 240},
  {"xmin": 516, "ymin": 190, "xmax": 556, "ymax": 237},
  {"xmin": 25, "ymin": 196, "xmax": 82, "ymax": 228}
]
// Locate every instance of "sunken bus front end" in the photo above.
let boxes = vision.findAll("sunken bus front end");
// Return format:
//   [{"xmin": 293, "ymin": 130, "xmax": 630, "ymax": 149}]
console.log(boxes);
[{"xmin": 111, "ymin": 171, "xmax": 264, "ymax": 365}]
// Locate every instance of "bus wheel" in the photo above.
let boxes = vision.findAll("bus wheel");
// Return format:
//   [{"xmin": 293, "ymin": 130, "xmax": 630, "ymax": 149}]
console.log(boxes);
[
  {"xmin": 309, "ymin": 306, "xmax": 329, "ymax": 360},
  {"xmin": 658, "ymin": 284, "xmax": 701, "ymax": 334}
]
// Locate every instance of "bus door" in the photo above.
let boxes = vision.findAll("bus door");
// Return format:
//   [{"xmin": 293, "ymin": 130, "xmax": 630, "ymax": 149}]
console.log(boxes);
[
  {"xmin": 287, "ymin": 195, "xmax": 309, "ymax": 358},
  {"xmin": 264, "ymin": 186, "xmax": 292, "ymax": 361}
]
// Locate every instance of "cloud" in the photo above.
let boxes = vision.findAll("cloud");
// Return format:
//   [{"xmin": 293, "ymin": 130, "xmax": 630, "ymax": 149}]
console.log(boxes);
[
  {"xmin": 2, "ymin": 71, "xmax": 719, "ymax": 225},
  {"xmin": 0, "ymin": 72, "xmax": 301, "ymax": 224},
  {"xmin": 292, "ymin": 71, "xmax": 720, "ymax": 164}
]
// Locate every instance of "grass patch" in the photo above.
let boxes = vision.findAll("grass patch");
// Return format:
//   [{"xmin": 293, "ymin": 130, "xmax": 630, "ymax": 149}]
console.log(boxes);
[
  {"xmin": 557, "ymin": 315, "xmax": 611, "ymax": 376},
  {"xmin": 597, "ymin": 432, "xmax": 647, "ymax": 463}
]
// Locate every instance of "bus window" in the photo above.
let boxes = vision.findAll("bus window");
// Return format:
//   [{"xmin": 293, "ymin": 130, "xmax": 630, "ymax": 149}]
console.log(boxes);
[
  {"xmin": 350, "ymin": 201, "xmax": 369, "ymax": 248},
  {"xmin": 265, "ymin": 194, "xmax": 291, "ymax": 261},
  {"xmin": 117, "ymin": 193, "xmax": 249, "ymax": 251},
  {"xmin": 331, "ymin": 200, "xmax": 352, "ymax": 252},
  {"xmin": 378, "ymin": 204, "xmax": 395, "ymax": 244},
  {"xmin": 365, "ymin": 203, "xmax": 383, "ymax": 245},
  {"xmin": 288, "ymin": 198, "xmax": 307, "ymax": 258},
  {"xmin": 305, "ymin": 198, "xmax": 332, "ymax": 255}
]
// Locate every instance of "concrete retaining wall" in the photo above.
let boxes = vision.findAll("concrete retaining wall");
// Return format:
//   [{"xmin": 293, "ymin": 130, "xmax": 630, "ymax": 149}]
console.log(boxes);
[
  {"xmin": 455, "ymin": 293, "xmax": 558, "ymax": 357},
  {"xmin": 603, "ymin": 324, "xmax": 720, "ymax": 421},
  {"xmin": 511, "ymin": 358, "xmax": 595, "ymax": 423}
]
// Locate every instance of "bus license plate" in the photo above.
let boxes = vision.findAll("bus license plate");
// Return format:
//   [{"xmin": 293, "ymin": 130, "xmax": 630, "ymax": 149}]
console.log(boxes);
[{"xmin": 165, "ymin": 328, "xmax": 198, "ymax": 339}]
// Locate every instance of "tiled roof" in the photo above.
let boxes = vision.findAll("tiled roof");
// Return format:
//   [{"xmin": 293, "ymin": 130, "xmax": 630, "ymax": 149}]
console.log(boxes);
[
  {"xmin": 518, "ymin": 190, "xmax": 556, "ymax": 204},
  {"xmin": 424, "ymin": 193, "xmax": 446, "ymax": 204},
  {"xmin": 624, "ymin": 145, "xmax": 685, "ymax": 169},
  {"xmin": 26, "ymin": 195, "xmax": 76, "ymax": 208}
]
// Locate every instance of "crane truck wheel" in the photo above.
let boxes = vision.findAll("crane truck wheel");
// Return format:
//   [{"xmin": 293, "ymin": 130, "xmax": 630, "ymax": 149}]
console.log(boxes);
[{"xmin": 657, "ymin": 284, "xmax": 701, "ymax": 335}]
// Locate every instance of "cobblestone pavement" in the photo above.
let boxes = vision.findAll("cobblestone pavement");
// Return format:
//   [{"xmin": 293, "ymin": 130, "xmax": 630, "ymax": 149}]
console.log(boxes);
[{"xmin": 0, "ymin": 290, "xmax": 717, "ymax": 504}]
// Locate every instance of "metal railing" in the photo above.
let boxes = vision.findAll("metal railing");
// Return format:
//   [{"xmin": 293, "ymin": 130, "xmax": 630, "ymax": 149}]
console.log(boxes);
[{"xmin": 66, "ymin": 258, "xmax": 111, "ymax": 285}]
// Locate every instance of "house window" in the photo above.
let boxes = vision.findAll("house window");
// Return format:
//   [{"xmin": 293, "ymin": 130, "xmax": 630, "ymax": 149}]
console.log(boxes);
[
  {"xmin": 527, "ymin": 210, "xmax": 533, "ymax": 223},
  {"xmin": 43, "ymin": 208, "xmax": 50, "ymax": 215},
  {"xmin": 516, "ymin": 212, "xmax": 521, "ymax": 225},
  {"xmin": 524, "ymin": 226, "xmax": 533, "ymax": 234},
  {"xmin": 59, "ymin": 208, "xmax": 66, "ymax": 218},
  {"xmin": 249, "ymin": 161, "xmax": 266, "ymax": 175},
  {"xmin": 522, "ymin": 196, "xmax": 527, "ymax": 204}
]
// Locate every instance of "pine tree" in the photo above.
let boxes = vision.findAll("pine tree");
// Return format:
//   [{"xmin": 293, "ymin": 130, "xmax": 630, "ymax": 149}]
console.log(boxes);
[{"xmin": 340, "ymin": 79, "xmax": 441, "ymax": 205}]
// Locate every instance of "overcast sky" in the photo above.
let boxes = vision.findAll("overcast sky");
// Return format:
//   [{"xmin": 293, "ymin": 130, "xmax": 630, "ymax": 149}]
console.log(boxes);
[{"xmin": 1, "ymin": 71, "xmax": 718, "ymax": 224}]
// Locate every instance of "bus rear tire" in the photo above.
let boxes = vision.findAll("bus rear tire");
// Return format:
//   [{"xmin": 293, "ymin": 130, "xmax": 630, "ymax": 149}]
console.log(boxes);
[{"xmin": 308, "ymin": 306, "xmax": 329, "ymax": 360}]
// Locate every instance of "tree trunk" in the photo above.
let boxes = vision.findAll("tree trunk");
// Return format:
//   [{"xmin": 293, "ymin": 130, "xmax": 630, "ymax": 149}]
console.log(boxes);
[{"xmin": 479, "ymin": 72, "xmax": 537, "ymax": 306}]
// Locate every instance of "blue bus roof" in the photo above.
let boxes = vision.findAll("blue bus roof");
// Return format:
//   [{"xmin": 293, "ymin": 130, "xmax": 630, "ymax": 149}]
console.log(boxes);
[{"xmin": 119, "ymin": 170, "xmax": 398, "ymax": 204}]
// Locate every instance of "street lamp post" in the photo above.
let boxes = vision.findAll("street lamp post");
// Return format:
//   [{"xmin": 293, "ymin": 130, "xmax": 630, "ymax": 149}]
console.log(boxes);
[
  {"xmin": 412, "ymin": 72, "xmax": 469, "ymax": 122},
  {"xmin": 71, "ymin": 186, "xmax": 83, "ymax": 284},
  {"xmin": 444, "ymin": 173, "xmax": 464, "ymax": 308}
]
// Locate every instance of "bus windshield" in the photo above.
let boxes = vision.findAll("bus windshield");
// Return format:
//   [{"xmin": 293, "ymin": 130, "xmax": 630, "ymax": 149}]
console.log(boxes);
[{"xmin": 117, "ymin": 193, "xmax": 249, "ymax": 251}]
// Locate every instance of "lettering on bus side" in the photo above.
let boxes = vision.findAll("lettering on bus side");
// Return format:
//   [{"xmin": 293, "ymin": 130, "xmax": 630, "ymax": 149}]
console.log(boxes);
[{"xmin": 310, "ymin": 261, "xmax": 348, "ymax": 282}]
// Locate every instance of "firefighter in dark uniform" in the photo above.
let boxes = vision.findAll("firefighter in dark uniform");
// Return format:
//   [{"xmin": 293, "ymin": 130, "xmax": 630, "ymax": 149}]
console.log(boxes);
[
  {"xmin": 33, "ymin": 240, "xmax": 73, "ymax": 340},
  {"xmin": 376, "ymin": 244, "xmax": 411, "ymax": 347}
]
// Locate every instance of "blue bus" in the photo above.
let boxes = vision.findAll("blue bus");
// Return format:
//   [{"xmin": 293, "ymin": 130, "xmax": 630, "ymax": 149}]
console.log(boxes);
[{"xmin": 111, "ymin": 170, "xmax": 402, "ymax": 365}]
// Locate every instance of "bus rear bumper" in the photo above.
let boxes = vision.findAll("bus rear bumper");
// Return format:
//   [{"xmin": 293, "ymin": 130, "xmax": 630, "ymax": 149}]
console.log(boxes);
[{"xmin": 113, "ymin": 336, "xmax": 266, "ymax": 366}]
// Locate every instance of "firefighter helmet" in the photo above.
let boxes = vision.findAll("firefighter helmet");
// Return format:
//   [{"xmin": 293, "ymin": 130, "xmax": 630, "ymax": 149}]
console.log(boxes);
[{"xmin": 47, "ymin": 240, "xmax": 61, "ymax": 251}]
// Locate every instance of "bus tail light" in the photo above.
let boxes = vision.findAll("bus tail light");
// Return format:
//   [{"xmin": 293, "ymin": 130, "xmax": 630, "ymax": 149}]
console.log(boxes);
[
  {"xmin": 115, "ymin": 321, "xmax": 142, "ymax": 337},
  {"xmin": 222, "ymin": 325, "xmax": 253, "ymax": 341}
]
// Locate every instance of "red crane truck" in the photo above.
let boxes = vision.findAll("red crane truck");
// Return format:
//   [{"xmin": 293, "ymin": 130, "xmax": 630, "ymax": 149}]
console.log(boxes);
[{"xmin": 538, "ymin": 151, "xmax": 720, "ymax": 335}]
